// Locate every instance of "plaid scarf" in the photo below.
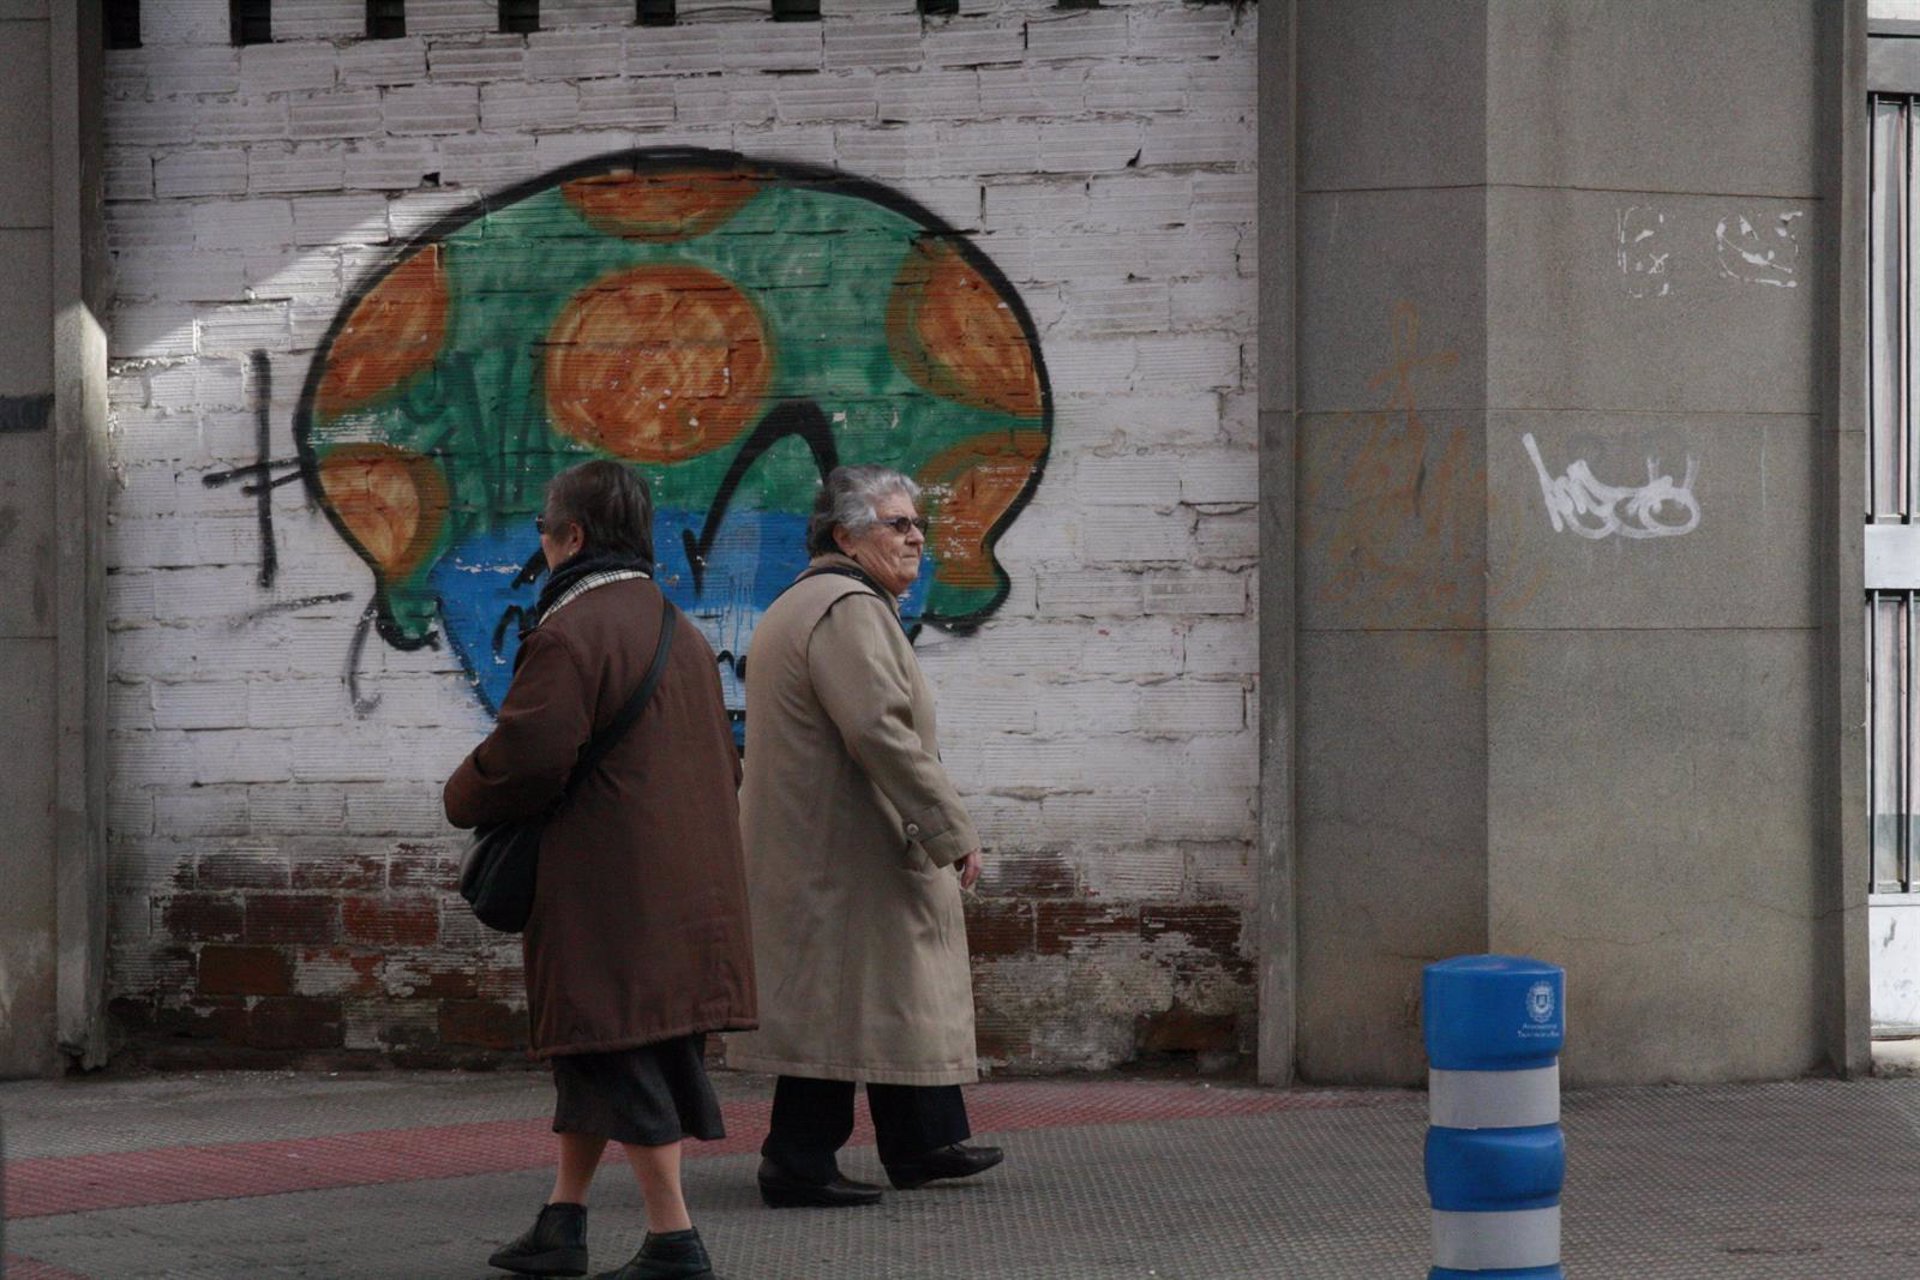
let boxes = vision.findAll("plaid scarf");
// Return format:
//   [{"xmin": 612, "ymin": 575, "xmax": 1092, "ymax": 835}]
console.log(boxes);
[{"xmin": 526, "ymin": 550, "xmax": 653, "ymax": 634}]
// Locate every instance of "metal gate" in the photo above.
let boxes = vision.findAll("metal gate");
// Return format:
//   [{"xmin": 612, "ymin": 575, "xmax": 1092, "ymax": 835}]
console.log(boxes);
[{"xmin": 1868, "ymin": 59, "xmax": 1920, "ymax": 1027}]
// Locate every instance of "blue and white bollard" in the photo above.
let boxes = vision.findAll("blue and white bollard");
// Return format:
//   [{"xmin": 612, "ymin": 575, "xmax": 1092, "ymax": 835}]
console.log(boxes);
[{"xmin": 1423, "ymin": 955, "xmax": 1566, "ymax": 1280}]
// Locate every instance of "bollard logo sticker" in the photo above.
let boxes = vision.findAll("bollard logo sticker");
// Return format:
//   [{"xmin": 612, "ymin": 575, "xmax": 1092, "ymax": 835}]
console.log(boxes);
[{"xmin": 1526, "ymin": 981, "xmax": 1557, "ymax": 1026}]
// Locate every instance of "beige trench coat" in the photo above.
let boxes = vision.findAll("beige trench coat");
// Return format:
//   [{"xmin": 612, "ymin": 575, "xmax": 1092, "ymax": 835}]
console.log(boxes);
[{"xmin": 727, "ymin": 556, "xmax": 981, "ymax": 1086}]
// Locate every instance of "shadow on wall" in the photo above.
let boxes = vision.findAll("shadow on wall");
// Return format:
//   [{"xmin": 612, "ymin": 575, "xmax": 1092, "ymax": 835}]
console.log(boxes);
[{"xmin": 291, "ymin": 147, "xmax": 1054, "ymax": 733}]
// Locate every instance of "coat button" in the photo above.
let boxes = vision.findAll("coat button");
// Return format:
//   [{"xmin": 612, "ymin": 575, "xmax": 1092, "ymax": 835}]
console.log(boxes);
[{"xmin": 905, "ymin": 822, "xmax": 921, "ymax": 836}]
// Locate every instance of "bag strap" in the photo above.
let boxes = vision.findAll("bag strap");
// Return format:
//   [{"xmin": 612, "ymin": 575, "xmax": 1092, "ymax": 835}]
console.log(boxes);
[
  {"xmin": 561, "ymin": 593, "xmax": 679, "ymax": 796},
  {"xmin": 792, "ymin": 563, "xmax": 889, "ymax": 597}
]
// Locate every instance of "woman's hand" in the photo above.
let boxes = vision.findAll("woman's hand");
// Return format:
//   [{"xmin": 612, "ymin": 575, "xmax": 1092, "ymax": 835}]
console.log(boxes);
[{"xmin": 955, "ymin": 850, "xmax": 983, "ymax": 891}]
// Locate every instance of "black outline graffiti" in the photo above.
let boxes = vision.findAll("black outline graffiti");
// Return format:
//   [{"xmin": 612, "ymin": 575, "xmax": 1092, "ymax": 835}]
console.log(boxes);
[
  {"xmin": 682, "ymin": 398, "xmax": 840, "ymax": 595},
  {"xmin": 202, "ymin": 350, "xmax": 290, "ymax": 589},
  {"xmin": 229, "ymin": 591, "xmax": 355, "ymax": 629},
  {"xmin": 344, "ymin": 602, "xmax": 383, "ymax": 717},
  {"xmin": 292, "ymin": 146, "xmax": 1054, "ymax": 675}
]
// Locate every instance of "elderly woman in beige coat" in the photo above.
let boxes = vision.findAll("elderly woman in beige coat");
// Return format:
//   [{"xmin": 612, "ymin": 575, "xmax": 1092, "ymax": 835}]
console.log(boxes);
[{"xmin": 729, "ymin": 464, "xmax": 1003, "ymax": 1208}]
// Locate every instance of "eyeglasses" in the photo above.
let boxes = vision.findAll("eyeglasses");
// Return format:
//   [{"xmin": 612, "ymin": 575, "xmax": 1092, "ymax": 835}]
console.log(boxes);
[
  {"xmin": 876, "ymin": 515, "xmax": 929, "ymax": 536},
  {"xmin": 534, "ymin": 515, "xmax": 565, "ymax": 536}
]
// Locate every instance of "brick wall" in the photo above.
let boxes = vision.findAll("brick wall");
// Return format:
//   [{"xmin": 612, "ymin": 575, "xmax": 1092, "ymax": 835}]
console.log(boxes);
[{"xmin": 101, "ymin": 0, "xmax": 1258, "ymax": 1071}]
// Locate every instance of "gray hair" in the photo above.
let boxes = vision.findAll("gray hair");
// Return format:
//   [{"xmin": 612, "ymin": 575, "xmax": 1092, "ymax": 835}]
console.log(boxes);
[{"xmin": 806, "ymin": 465, "xmax": 922, "ymax": 557}]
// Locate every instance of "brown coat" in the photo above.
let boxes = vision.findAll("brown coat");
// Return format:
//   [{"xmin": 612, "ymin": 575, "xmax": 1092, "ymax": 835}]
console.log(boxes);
[
  {"xmin": 443, "ymin": 577, "xmax": 757, "ymax": 1059},
  {"xmin": 726, "ymin": 557, "xmax": 981, "ymax": 1086}
]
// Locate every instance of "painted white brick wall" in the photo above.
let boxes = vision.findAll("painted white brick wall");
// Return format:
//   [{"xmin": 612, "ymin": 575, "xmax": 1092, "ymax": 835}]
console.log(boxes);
[{"xmin": 102, "ymin": 0, "xmax": 1259, "ymax": 1072}]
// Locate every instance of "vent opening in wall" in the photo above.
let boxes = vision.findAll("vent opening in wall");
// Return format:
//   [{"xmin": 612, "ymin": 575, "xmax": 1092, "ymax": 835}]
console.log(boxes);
[
  {"xmin": 637, "ymin": 0, "xmax": 674, "ymax": 25},
  {"xmin": 770, "ymin": 0, "xmax": 820, "ymax": 20},
  {"xmin": 105, "ymin": 0, "xmax": 141, "ymax": 48},
  {"xmin": 368, "ymin": 0, "xmax": 405, "ymax": 38},
  {"xmin": 500, "ymin": 0, "xmax": 539, "ymax": 33},
  {"xmin": 230, "ymin": 0, "xmax": 271, "ymax": 44},
  {"xmin": 919, "ymin": 0, "xmax": 959, "ymax": 12}
]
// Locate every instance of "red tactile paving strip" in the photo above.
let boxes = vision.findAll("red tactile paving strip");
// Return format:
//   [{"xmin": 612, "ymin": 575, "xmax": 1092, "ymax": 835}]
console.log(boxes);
[
  {"xmin": 4, "ymin": 1082, "xmax": 1377, "ymax": 1223},
  {"xmin": 4, "ymin": 1255, "xmax": 93, "ymax": 1280}
]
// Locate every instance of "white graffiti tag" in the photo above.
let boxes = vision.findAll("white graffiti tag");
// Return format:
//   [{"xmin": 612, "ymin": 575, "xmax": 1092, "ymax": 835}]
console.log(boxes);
[
  {"xmin": 1616, "ymin": 205, "xmax": 1672, "ymax": 298},
  {"xmin": 1522, "ymin": 433, "xmax": 1701, "ymax": 541},
  {"xmin": 1714, "ymin": 211, "xmax": 1802, "ymax": 288}
]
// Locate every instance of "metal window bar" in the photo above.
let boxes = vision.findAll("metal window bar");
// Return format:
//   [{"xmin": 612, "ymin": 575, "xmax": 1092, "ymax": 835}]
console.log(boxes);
[
  {"xmin": 1868, "ymin": 95, "xmax": 1920, "ymax": 893},
  {"xmin": 500, "ymin": 0, "xmax": 538, "ymax": 34},
  {"xmin": 105, "ymin": 0, "xmax": 141, "ymax": 49},
  {"xmin": 368, "ymin": 0, "xmax": 405, "ymax": 38},
  {"xmin": 230, "ymin": 0, "xmax": 271, "ymax": 45}
]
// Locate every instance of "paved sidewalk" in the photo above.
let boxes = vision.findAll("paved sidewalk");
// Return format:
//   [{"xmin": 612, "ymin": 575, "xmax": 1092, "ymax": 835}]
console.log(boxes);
[{"xmin": 2, "ymin": 1069, "xmax": 1919, "ymax": 1278}]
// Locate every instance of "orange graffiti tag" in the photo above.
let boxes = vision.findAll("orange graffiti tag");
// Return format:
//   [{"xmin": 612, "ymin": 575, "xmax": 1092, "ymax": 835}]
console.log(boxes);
[
  {"xmin": 917, "ymin": 430, "xmax": 1050, "ymax": 590},
  {"xmin": 316, "ymin": 443, "xmax": 449, "ymax": 581},
  {"xmin": 314, "ymin": 247, "xmax": 450, "ymax": 421},
  {"xmin": 543, "ymin": 264, "xmax": 771, "ymax": 464},
  {"xmin": 560, "ymin": 167, "xmax": 763, "ymax": 243},
  {"xmin": 887, "ymin": 237, "xmax": 1043, "ymax": 419},
  {"xmin": 1302, "ymin": 301, "xmax": 1542, "ymax": 647}
]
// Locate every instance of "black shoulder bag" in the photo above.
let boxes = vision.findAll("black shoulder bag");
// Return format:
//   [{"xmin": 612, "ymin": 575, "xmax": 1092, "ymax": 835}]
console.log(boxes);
[{"xmin": 458, "ymin": 597, "xmax": 679, "ymax": 933}]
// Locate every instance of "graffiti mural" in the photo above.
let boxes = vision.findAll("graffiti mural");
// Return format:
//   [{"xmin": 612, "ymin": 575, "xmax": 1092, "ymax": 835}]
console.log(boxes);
[{"xmin": 294, "ymin": 149, "xmax": 1053, "ymax": 730}]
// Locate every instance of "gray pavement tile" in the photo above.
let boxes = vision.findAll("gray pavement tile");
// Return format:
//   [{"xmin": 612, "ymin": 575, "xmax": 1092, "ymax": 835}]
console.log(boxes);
[{"xmin": 7, "ymin": 1076, "xmax": 1920, "ymax": 1278}]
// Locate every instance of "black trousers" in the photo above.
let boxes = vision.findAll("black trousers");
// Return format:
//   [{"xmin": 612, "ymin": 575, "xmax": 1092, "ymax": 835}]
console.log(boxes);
[{"xmin": 762, "ymin": 1074, "xmax": 970, "ymax": 1183}]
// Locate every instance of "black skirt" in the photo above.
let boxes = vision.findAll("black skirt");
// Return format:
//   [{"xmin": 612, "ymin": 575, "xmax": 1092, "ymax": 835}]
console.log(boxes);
[{"xmin": 551, "ymin": 1033, "xmax": 726, "ymax": 1147}]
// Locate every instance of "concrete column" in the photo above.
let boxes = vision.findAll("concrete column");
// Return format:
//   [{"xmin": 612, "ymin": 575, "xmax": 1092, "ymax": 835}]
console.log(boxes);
[
  {"xmin": 0, "ymin": 0, "xmax": 108, "ymax": 1077},
  {"xmin": 1255, "ymin": 0, "xmax": 1297, "ymax": 1086},
  {"xmin": 1272, "ymin": 0, "xmax": 1859, "ymax": 1085},
  {"xmin": 1288, "ymin": 0, "xmax": 1495, "ymax": 1085}
]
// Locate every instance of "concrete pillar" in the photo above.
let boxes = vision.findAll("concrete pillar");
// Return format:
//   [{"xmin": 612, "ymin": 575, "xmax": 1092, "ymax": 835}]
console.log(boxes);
[
  {"xmin": 1255, "ymin": 0, "xmax": 1298, "ymax": 1087},
  {"xmin": 0, "ymin": 0, "xmax": 109, "ymax": 1077},
  {"xmin": 1264, "ymin": 0, "xmax": 1862, "ymax": 1085}
]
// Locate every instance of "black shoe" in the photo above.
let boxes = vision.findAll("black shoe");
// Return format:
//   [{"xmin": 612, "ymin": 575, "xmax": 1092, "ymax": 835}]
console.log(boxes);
[
  {"xmin": 755, "ymin": 1157, "xmax": 884, "ymax": 1208},
  {"xmin": 489, "ymin": 1201, "xmax": 589, "ymax": 1277},
  {"xmin": 884, "ymin": 1143, "xmax": 1005, "ymax": 1190},
  {"xmin": 590, "ymin": 1227, "xmax": 714, "ymax": 1279}
]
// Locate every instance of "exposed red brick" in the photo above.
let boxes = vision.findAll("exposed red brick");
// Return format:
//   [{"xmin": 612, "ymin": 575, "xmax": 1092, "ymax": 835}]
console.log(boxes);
[
  {"xmin": 388, "ymin": 842, "xmax": 460, "ymax": 891},
  {"xmin": 983, "ymin": 851, "xmax": 1077, "ymax": 897},
  {"xmin": 382, "ymin": 962, "xmax": 479, "ymax": 1001},
  {"xmin": 243, "ymin": 894, "xmax": 339, "ymax": 945},
  {"xmin": 1035, "ymin": 902, "xmax": 1142, "ymax": 956},
  {"xmin": 160, "ymin": 893, "xmax": 244, "ymax": 943},
  {"xmin": 150, "ymin": 996, "xmax": 251, "ymax": 1044},
  {"xmin": 343, "ymin": 895, "xmax": 440, "ymax": 947},
  {"xmin": 250, "ymin": 997, "xmax": 345, "ymax": 1051},
  {"xmin": 198, "ymin": 944, "xmax": 293, "ymax": 997},
  {"xmin": 973, "ymin": 1009, "xmax": 1031, "ymax": 1061},
  {"xmin": 964, "ymin": 898, "xmax": 1036, "ymax": 959},
  {"xmin": 1140, "ymin": 905, "xmax": 1244, "ymax": 956},
  {"xmin": 196, "ymin": 852, "xmax": 290, "ymax": 890},
  {"xmin": 439, "ymin": 999, "xmax": 527, "ymax": 1051},
  {"xmin": 107, "ymin": 995, "xmax": 156, "ymax": 1035},
  {"xmin": 292, "ymin": 851, "xmax": 386, "ymax": 891},
  {"xmin": 296, "ymin": 947, "xmax": 386, "ymax": 998},
  {"xmin": 1135, "ymin": 1004, "xmax": 1239, "ymax": 1054}
]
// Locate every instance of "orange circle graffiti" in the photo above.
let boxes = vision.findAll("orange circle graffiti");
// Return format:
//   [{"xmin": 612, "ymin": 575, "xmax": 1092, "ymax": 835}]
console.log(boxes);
[
  {"xmin": 917, "ymin": 432, "xmax": 1049, "ymax": 590},
  {"xmin": 560, "ymin": 168, "xmax": 763, "ymax": 243},
  {"xmin": 314, "ymin": 247, "xmax": 449, "ymax": 421},
  {"xmin": 544, "ymin": 265, "xmax": 771, "ymax": 464},
  {"xmin": 887, "ymin": 238, "xmax": 1042, "ymax": 420},
  {"xmin": 316, "ymin": 443, "xmax": 449, "ymax": 581}
]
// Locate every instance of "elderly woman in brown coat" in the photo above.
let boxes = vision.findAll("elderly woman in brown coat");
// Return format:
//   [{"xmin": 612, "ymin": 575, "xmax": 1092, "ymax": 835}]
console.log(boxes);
[
  {"xmin": 444, "ymin": 460, "xmax": 755, "ymax": 1280},
  {"xmin": 728, "ymin": 464, "xmax": 1003, "ymax": 1208}
]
